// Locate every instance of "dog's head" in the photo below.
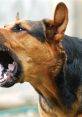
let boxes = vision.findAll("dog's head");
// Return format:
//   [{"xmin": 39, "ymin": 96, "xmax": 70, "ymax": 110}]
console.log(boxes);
[{"xmin": 0, "ymin": 2, "xmax": 68, "ymax": 98}]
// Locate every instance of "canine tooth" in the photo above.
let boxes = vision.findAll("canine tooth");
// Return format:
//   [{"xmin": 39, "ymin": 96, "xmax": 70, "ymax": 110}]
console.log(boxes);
[
  {"xmin": 8, "ymin": 62, "xmax": 16, "ymax": 71},
  {"xmin": 7, "ymin": 62, "xmax": 17, "ymax": 74},
  {"xmin": 0, "ymin": 64, "xmax": 4, "ymax": 76}
]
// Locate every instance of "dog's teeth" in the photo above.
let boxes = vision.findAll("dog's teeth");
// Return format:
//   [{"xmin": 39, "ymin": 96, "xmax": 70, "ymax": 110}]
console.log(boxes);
[
  {"xmin": 0, "ymin": 64, "xmax": 4, "ymax": 76},
  {"xmin": 0, "ymin": 73, "xmax": 9, "ymax": 83},
  {"xmin": 0, "ymin": 76, "xmax": 3, "ymax": 79},
  {"xmin": 0, "ymin": 78, "xmax": 5, "ymax": 82},
  {"xmin": 3, "ymin": 73, "xmax": 8, "ymax": 79},
  {"xmin": 8, "ymin": 62, "xmax": 16, "ymax": 72}
]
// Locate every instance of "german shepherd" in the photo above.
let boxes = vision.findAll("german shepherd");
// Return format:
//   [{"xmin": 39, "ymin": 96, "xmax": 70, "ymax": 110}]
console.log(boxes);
[{"xmin": 0, "ymin": 2, "xmax": 81, "ymax": 117}]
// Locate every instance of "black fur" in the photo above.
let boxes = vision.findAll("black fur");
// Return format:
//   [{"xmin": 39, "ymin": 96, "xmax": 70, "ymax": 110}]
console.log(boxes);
[
  {"xmin": 28, "ymin": 20, "xmax": 82, "ymax": 112},
  {"xmin": 13, "ymin": 21, "xmax": 82, "ymax": 112},
  {"xmin": 62, "ymin": 35, "xmax": 82, "ymax": 91},
  {"xmin": 55, "ymin": 35, "xmax": 82, "ymax": 111},
  {"xmin": 29, "ymin": 20, "xmax": 82, "ymax": 112},
  {"xmin": 12, "ymin": 21, "xmax": 46, "ymax": 42},
  {"xmin": 27, "ymin": 21, "xmax": 46, "ymax": 42}
]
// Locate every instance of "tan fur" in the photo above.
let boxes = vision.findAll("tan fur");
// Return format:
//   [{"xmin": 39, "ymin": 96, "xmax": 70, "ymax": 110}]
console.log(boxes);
[{"xmin": 0, "ymin": 2, "xmax": 81, "ymax": 117}]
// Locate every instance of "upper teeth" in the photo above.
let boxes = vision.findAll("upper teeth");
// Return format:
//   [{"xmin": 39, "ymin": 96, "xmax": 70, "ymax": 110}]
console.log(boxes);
[
  {"xmin": 8, "ymin": 62, "xmax": 16, "ymax": 72},
  {"xmin": 0, "ymin": 64, "xmax": 4, "ymax": 79}
]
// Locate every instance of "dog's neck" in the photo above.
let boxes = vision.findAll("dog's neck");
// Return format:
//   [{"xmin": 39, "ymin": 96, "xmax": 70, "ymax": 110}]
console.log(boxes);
[
  {"xmin": 39, "ymin": 66, "xmax": 78, "ymax": 116},
  {"xmin": 30, "ymin": 54, "xmax": 65, "ymax": 103},
  {"xmin": 29, "ymin": 44, "xmax": 72, "ymax": 110},
  {"xmin": 38, "ymin": 68, "xmax": 65, "ymax": 110},
  {"xmin": 29, "ymin": 37, "xmax": 79, "ymax": 115}
]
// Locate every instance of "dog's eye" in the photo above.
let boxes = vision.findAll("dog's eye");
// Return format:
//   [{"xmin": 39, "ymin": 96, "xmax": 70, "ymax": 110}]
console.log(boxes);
[{"xmin": 12, "ymin": 24, "xmax": 25, "ymax": 32}]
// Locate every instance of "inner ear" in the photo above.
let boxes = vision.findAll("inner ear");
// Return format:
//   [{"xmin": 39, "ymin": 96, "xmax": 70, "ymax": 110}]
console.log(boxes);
[
  {"xmin": 54, "ymin": 2, "xmax": 68, "ymax": 33},
  {"xmin": 43, "ymin": 19, "xmax": 57, "ymax": 42},
  {"xmin": 43, "ymin": 2, "xmax": 68, "ymax": 43}
]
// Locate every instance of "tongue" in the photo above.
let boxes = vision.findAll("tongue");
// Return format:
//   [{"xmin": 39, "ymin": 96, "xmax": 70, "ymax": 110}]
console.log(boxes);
[{"xmin": 0, "ymin": 62, "xmax": 17, "ymax": 83}]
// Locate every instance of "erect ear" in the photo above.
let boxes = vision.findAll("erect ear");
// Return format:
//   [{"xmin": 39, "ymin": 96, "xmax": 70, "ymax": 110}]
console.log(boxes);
[{"xmin": 43, "ymin": 2, "xmax": 68, "ymax": 43}]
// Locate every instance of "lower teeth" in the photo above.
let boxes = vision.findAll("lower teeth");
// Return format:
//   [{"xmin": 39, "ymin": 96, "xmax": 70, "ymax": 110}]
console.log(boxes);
[{"xmin": 0, "ymin": 62, "xmax": 17, "ymax": 82}]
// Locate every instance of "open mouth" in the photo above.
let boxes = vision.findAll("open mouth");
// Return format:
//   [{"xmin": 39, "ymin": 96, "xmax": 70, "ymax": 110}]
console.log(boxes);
[{"xmin": 0, "ymin": 44, "xmax": 22, "ymax": 87}]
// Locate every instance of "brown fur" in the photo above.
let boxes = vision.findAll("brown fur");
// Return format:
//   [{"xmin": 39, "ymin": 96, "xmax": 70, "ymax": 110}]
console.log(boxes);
[{"xmin": 0, "ymin": 2, "xmax": 81, "ymax": 117}]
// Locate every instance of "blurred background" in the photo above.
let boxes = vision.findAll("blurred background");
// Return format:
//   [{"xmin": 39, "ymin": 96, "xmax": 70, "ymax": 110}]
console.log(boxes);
[{"xmin": 0, "ymin": 0, "xmax": 81, "ymax": 117}]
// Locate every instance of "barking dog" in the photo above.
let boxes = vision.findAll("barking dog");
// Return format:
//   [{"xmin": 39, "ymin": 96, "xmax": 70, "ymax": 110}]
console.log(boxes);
[{"xmin": 0, "ymin": 2, "xmax": 82, "ymax": 117}]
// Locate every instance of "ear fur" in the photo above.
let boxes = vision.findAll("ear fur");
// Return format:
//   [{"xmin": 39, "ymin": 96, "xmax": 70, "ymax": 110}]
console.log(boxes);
[{"xmin": 44, "ymin": 2, "xmax": 68, "ymax": 43}]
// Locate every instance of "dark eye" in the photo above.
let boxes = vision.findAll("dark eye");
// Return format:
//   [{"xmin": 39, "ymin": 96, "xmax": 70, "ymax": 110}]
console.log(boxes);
[{"xmin": 12, "ymin": 24, "xmax": 25, "ymax": 32}]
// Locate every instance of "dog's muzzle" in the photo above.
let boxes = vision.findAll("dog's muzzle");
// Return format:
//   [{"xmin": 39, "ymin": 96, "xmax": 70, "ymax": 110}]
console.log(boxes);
[{"xmin": 0, "ymin": 44, "xmax": 22, "ymax": 87}]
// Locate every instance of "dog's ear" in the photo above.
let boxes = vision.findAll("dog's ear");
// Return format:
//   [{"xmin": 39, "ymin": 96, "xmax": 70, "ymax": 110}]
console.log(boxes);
[{"xmin": 44, "ymin": 2, "xmax": 68, "ymax": 43}]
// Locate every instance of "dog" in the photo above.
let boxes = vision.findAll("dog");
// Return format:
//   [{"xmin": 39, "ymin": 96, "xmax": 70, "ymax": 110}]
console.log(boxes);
[{"xmin": 0, "ymin": 2, "xmax": 82, "ymax": 117}]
